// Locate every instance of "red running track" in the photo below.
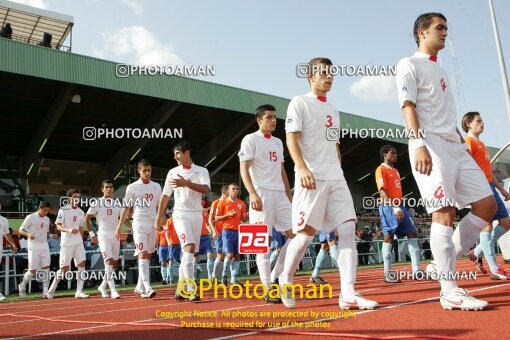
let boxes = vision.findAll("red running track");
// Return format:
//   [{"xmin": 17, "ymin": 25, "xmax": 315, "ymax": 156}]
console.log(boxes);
[{"xmin": 0, "ymin": 258, "xmax": 508, "ymax": 339}]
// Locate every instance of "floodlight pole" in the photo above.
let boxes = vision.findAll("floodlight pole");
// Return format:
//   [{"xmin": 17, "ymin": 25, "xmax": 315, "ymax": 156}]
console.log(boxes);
[{"xmin": 488, "ymin": 0, "xmax": 510, "ymax": 122}]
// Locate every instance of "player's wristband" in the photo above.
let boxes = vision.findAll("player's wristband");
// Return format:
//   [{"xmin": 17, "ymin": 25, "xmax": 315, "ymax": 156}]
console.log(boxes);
[
  {"xmin": 393, "ymin": 206, "xmax": 403, "ymax": 215},
  {"xmin": 409, "ymin": 138, "xmax": 426, "ymax": 149},
  {"xmin": 89, "ymin": 231, "xmax": 96, "ymax": 237}
]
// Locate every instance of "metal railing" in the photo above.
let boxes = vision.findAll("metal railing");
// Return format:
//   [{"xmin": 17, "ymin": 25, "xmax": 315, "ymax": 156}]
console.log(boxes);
[
  {"xmin": 0, "ymin": 249, "xmax": 138, "ymax": 296},
  {"xmin": 1, "ymin": 34, "xmax": 71, "ymax": 52}
]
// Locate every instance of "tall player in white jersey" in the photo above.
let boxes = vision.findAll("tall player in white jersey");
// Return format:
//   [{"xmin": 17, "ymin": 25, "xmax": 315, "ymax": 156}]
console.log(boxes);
[
  {"xmin": 281, "ymin": 58, "xmax": 378, "ymax": 310},
  {"xmin": 48, "ymin": 189, "xmax": 89, "ymax": 299},
  {"xmin": 155, "ymin": 141, "xmax": 210, "ymax": 302},
  {"xmin": 85, "ymin": 180, "xmax": 130, "ymax": 299},
  {"xmin": 116, "ymin": 159, "xmax": 162, "ymax": 299},
  {"xmin": 396, "ymin": 13, "xmax": 497, "ymax": 310},
  {"xmin": 239, "ymin": 104, "xmax": 295, "ymax": 303},
  {"xmin": 18, "ymin": 202, "xmax": 52, "ymax": 298}
]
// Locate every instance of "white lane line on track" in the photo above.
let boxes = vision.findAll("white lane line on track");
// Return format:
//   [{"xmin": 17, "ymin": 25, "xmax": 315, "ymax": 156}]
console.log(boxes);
[
  {"xmin": 4, "ymin": 302, "xmax": 271, "ymax": 339},
  {"xmin": 0, "ymin": 288, "xmax": 178, "ymax": 311},
  {"xmin": 1, "ymin": 299, "xmax": 197, "ymax": 325},
  {"xmin": 1, "ymin": 259, "xmax": 490, "ymax": 336},
  {"xmin": 209, "ymin": 282, "xmax": 510, "ymax": 340},
  {"xmin": 0, "ymin": 259, "xmax": 476, "ymax": 312}
]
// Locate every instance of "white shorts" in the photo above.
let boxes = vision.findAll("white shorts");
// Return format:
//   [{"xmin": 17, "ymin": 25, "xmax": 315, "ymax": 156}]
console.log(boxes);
[
  {"xmin": 292, "ymin": 178, "xmax": 356, "ymax": 233},
  {"xmin": 98, "ymin": 236, "xmax": 120, "ymax": 261},
  {"xmin": 28, "ymin": 248, "xmax": 50, "ymax": 270},
  {"xmin": 249, "ymin": 189, "xmax": 292, "ymax": 234},
  {"xmin": 59, "ymin": 244, "xmax": 86, "ymax": 268},
  {"xmin": 133, "ymin": 222, "xmax": 157, "ymax": 256},
  {"xmin": 173, "ymin": 210, "xmax": 202, "ymax": 248},
  {"xmin": 409, "ymin": 134, "xmax": 493, "ymax": 214}
]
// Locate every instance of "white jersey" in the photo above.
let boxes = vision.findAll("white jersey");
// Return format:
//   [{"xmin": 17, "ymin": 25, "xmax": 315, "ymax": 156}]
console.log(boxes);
[
  {"xmin": 162, "ymin": 164, "xmax": 210, "ymax": 212},
  {"xmin": 239, "ymin": 131, "xmax": 285, "ymax": 192},
  {"xmin": 285, "ymin": 92, "xmax": 343, "ymax": 180},
  {"xmin": 0, "ymin": 215, "xmax": 9, "ymax": 252},
  {"xmin": 56, "ymin": 206, "xmax": 85, "ymax": 247},
  {"xmin": 19, "ymin": 213, "xmax": 50, "ymax": 250},
  {"xmin": 125, "ymin": 179, "xmax": 162, "ymax": 222},
  {"xmin": 86, "ymin": 198, "xmax": 122, "ymax": 238},
  {"xmin": 396, "ymin": 52, "xmax": 459, "ymax": 143}
]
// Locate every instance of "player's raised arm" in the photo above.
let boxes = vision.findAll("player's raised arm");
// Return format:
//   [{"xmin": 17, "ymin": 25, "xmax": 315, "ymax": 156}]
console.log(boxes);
[
  {"xmin": 170, "ymin": 174, "xmax": 209, "ymax": 194},
  {"xmin": 215, "ymin": 200, "xmax": 236, "ymax": 221}
]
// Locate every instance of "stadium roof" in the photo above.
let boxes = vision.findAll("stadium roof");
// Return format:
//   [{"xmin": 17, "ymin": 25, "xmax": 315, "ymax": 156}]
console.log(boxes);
[
  {"xmin": 0, "ymin": 37, "xmax": 499, "ymax": 197},
  {"xmin": 0, "ymin": 0, "xmax": 73, "ymax": 51}
]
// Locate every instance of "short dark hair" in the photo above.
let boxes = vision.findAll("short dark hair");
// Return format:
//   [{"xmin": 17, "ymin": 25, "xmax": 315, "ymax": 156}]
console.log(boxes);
[
  {"xmin": 101, "ymin": 179, "xmax": 114, "ymax": 188},
  {"xmin": 380, "ymin": 145, "xmax": 396, "ymax": 161},
  {"xmin": 221, "ymin": 185, "xmax": 229, "ymax": 194},
  {"xmin": 307, "ymin": 57, "xmax": 333, "ymax": 77},
  {"xmin": 173, "ymin": 141, "xmax": 192, "ymax": 154},
  {"xmin": 228, "ymin": 183, "xmax": 239, "ymax": 189},
  {"xmin": 137, "ymin": 159, "xmax": 151, "ymax": 168},
  {"xmin": 461, "ymin": 112, "xmax": 480, "ymax": 132},
  {"xmin": 309, "ymin": 57, "xmax": 332, "ymax": 69},
  {"xmin": 413, "ymin": 12, "xmax": 447, "ymax": 46},
  {"xmin": 66, "ymin": 188, "xmax": 80, "ymax": 197},
  {"xmin": 39, "ymin": 201, "xmax": 51, "ymax": 209},
  {"xmin": 255, "ymin": 104, "xmax": 276, "ymax": 120}
]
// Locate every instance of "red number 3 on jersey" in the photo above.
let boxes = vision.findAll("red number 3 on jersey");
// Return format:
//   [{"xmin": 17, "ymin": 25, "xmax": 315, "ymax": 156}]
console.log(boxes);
[
  {"xmin": 297, "ymin": 211, "xmax": 305, "ymax": 227},
  {"xmin": 325, "ymin": 115, "xmax": 333, "ymax": 128}
]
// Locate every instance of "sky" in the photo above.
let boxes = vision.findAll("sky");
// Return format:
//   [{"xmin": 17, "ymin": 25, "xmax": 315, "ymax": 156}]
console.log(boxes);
[{"xmin": 10, "ymin": 0, "xmax": 510, "ymax": 148}]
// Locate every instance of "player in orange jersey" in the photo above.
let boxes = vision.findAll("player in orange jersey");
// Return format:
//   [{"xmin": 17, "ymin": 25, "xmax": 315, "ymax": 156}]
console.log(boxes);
[
  {"xmin": 210, "ymin": 185, "xmax": 228, "ymax": 280},
  {"xmin": 462, "ymin": 112, "xmax": 510, "ymax": 279},
  {"xmin": 157, "ymin": 218, "xmax": 170, "ymax": 285},
  {"xmin": 215, "ymin": 183, "xmax": 248, "ymax": 285},
  {"xmin": 375, "ymin": 145, "xmax": 422, "ymax": 283},
  {"xmin": 166, "ymin": 215, "xmax": 181, "ymax": 284},
  {"xmin": 194, "ymin": 201, "xmax": 215, "ymax": 281}
]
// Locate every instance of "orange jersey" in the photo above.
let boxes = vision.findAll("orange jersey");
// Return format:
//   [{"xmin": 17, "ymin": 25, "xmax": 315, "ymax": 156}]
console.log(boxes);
[
  {"xmin": 158, "ymin": 229, "xmax": 168, "ymax": 246},
  {"xmin": 465, "ymin": 136, "xmax": 492, "ymax": 182},
  {"xmin": 165, "ymin": 218, "xmax": 180, "ymax": 245},
  {"xmin": 375, "ymin": 163, "xmax": 402, "ymax": 201},
  {"xmin": 217, "ymin": 198, "xmax": 246, "ymax": 231},
  {"xmin": 210, "ymin": 198, "xmax": 225, "ymax": 233},
  {"xmin": 201, "ymin": 211, "xmax": 208, "ymax": 236}
]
